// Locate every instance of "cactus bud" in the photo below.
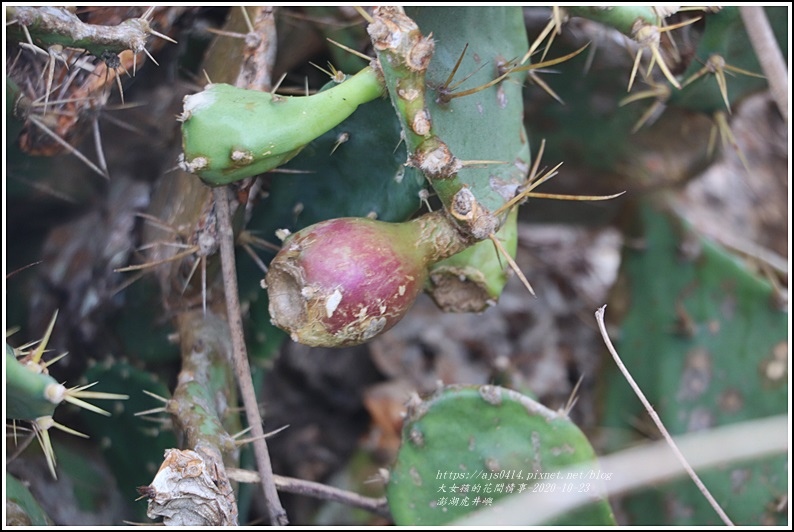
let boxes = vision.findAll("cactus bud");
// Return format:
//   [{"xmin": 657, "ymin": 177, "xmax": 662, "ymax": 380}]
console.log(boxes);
[{"xmin": 265, "ymin": 211, "xmax": 471, "ymax": 347}]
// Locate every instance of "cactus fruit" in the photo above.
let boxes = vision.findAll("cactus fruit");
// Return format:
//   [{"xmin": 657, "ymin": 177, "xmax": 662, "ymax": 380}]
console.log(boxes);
[
  {"xmin": 179, "ymin": 66, "xmax": 384, "ymax": 185},
  {"xmin": 265, "ymin": 211, "xmax": 472, "ymax": 347},
  {"xmin": 262, "ymin": 6, "xmax": 534, "ymax": 345},
  {"xmin": 387, "ymin": 385, "xmax": 615, "ymax": 525}
]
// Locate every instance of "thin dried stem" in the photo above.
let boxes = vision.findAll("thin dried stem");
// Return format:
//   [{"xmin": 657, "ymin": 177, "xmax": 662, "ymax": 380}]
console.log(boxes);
[
  {"xmin": 740, "ymin": 6, "xmax": 788, "ymax": 121},
  {"xmin": 226, "ymin": 468, "xmax": 391, "ymax": 519},
  {"xmin": 594, "ymin": 305, "xmax": 733, "ymax": 526},
  {"xmin": 213, "ymin": 186, "xmax": 287, "ymax": 525}
]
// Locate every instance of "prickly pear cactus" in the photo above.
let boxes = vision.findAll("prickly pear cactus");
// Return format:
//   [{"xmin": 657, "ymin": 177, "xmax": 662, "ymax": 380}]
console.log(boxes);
[
  {"xmin": 263, "ymin": 6, "xmax": 533, "ymax": 345},
  {"xmin": 80, "ymin": 359, "xmax": 178, "ymax": 502},
  {"xmin": 4, "ymin": 5, "xmax": 787, "ymax": 527},
  {"xmin": 387, "ymin": 385, "xmax": 615, "ymax": 525}
]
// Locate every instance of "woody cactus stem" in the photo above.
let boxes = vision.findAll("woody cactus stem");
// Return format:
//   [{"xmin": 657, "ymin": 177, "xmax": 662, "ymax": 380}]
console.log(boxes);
[
  {"xmin": 142, "ymin": 310, "xmax": 239, "ymax": 525},
  {"xmin": 265, "ymin": 211, "xmax": 471, "ymax": 347},
  {"xmin": 6, "ymin": 6, "xmax": 167, "ymax": 58}
]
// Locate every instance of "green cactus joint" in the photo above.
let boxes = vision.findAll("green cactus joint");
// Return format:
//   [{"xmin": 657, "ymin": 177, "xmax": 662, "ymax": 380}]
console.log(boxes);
[
  {"xmin": 387, "ymin": 385, "xmax": 615, "ymax": 526},
  {"xmin": 179, "ymin": 65, "xmax": 385, "ymax": 185}
]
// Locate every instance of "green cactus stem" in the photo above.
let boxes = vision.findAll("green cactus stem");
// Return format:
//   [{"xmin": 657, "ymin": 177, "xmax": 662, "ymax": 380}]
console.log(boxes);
[
  {"xmin": 6, "ymin": 346, "xmax": 65, "ymax": 421},
  {"xmin": 179, "ymin": 65, "xmax": 385, "ymax": 185},
  {"xmin": 564, "ymin": 6, "xmax": 661, "ymax": 36},
  {"xmin": 265, "ymin": 210, "xmax": 472, "ymax": 347}
]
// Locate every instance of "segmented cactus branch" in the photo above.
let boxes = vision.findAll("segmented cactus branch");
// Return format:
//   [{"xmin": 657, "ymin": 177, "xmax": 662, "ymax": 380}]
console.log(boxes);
[{"xmin": 367, "ymin": 6, "xmax": 529, "ymax": 241}]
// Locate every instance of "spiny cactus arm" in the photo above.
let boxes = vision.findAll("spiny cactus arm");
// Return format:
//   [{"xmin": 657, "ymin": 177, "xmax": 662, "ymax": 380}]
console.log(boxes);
[
  {"xmin": 179, "ymin": 65, "xmax": 385, "ymax": 185},
  {"xmin": 368, "ymin": 7, "xmax": 530, "ymax": 241},
  {"xmin": 366, "ymin": 8, "xmax": 485, "ymax": 236},
  {"xmin": 6, "ymin": 6, "xmax": 173, "ymax": 58},
  {"xmin": 6, "ymin": 348, "xmax": 65, "ymax": 420}
]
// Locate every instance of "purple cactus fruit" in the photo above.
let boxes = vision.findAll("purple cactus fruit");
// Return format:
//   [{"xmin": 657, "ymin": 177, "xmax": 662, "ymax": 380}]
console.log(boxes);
[{"xmin": 265, "ymin": 212, "xmax": 470, "ymax": 347}]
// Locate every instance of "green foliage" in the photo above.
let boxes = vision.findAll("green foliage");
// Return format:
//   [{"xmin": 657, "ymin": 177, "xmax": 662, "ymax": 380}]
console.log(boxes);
[{"xmin": 387, "ymin": 385, "xmax": 615, "ymax": 525}]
